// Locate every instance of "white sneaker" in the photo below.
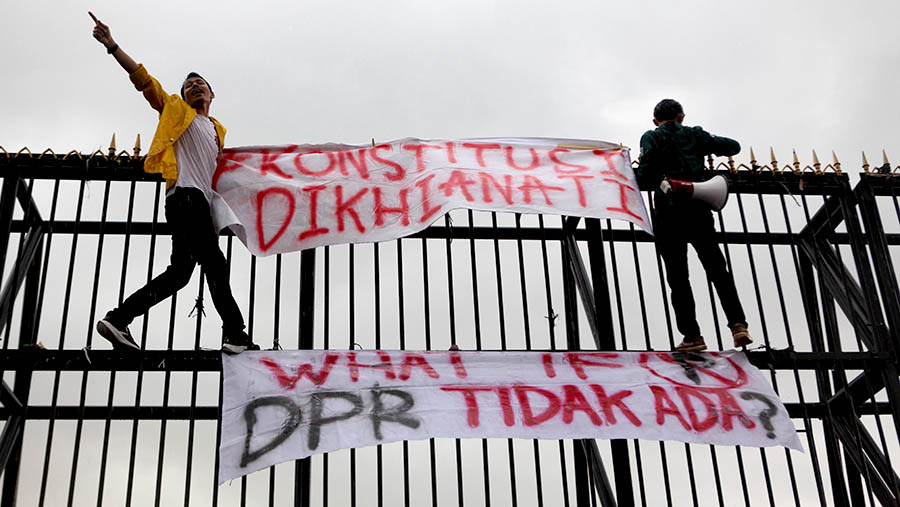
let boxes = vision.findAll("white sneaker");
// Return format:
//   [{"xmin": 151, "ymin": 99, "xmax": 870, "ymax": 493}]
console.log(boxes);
[
  {"xmin": 222, "ymin": 330, "xmax": 260, "ymax": 355},
  {"xmin": 97, "ymin": 318, "xmax": 140, "ymax": 350}
]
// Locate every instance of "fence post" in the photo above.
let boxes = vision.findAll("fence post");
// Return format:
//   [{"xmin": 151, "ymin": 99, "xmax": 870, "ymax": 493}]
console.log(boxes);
[
  {"xmin": 295, "ymin": 248, "xmax": 316, "ymax": 507},
  {"xmin": 0, "ymin": 177, "xmax": 19, "ymax": 287},
  {"xmin": 586, "ymin": 218, "xmax": 633, "ymax": 507},
  {"xmin": 0, "ymin": 234, "xmax": 42, "ymax": 507}
]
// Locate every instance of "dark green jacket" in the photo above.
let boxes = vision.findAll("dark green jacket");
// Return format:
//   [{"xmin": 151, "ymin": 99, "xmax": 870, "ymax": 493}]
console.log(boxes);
[{"xmin": 635, "ymin": 122, "xmax": 740, "ymax": 214}]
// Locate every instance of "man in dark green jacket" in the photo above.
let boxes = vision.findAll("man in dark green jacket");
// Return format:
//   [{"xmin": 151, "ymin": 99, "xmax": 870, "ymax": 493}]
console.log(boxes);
[{"xmin": 635, "ymin": 99, "xmax": 752, "ymax": 352}]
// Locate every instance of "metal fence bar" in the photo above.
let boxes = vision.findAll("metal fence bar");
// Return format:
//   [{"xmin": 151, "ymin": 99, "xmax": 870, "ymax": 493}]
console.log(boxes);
[
  {"xmin": 396, "ymin": 238, "xmax": 412, "ymax": 507},
  {"xmin": 586, "ymin": 218, "xmax": 634, "ymax": 507},
  {"xmin": 754, "ymin": 191, "xmax": 804, "ymax": 507},
  {"xmin": 490, "ymin": 212, "xmax": 522, "ymax": 507},
  {"xmin": 320, "ymin": 246, "xmax": 331, "ymax": 507},
  {"xmin": 442, "ymin": 214, "xmax": 465, "ymax": 507},
  {"xmin": 185, "ymin": 270, "xmax": 205, "ymax": 507},
  {"xmin": 0, "ymin": 178, "xmax": 40, "ymax": 497},
  {"xmin": 817, "ymin": 177, "xmax": 899, "ymax": 505},
  {"xmin": 798, "ymin": 187, "xmax": 852, "ymax": 507},
  {"xmin": 465, "ymin": 211, "xmax": 493, "ymax": 506},
  {"xmin": 732, "ymin": 192, "xmax": 781, "ymax": 506},
  {"xmin": 126, "ymin": 181, "xmax": 163, "ymax": 507},
  {"xmin": 562, "ymin": 238, "xmax": 590, "ymax": 507},
  {"xmin": 154, "ymin": 260, "xmax": 179, "ymax": 507},
  {"xmin": 820, "ymin": 179, "xmax": 873, "ymax": 506},
  {"xmin": 857, "ymin": 177, "xmax": 900, "ymax": 446},
  {"xmin": 0, "ymin": 177, "xmax": 20, "ymax": 288},
  {"xmin": 0, "ymin": 203, "xmax": 38, "ymax": 502},
  {"xmin": 96, "ymin": 179, "xmax": 136, "ymax": 507},
  {"xmin": 268, "ymin": 254, "xmax": 280, "ymax": 507},
  {"xmin": 420, "ymin": 236, "xmax": 439, "ymax": 507},
  {"xmin": 519, "ymin": 213, "xmax": 546, "ymax": 507},
  {"xmin": 0, "ymin": 382, "xmax": 24, "ymax": 473},
  {"xmin": 43, "ymin": 177, "xmax": 85, "ymax": 507},
  {"xmin": 296, "ymin": 248, "xmax": 315, "ymax": 507},
  {"xmin": 348, "ymin": 244, "xmax": 357, "ymax": 507},
  {"xmin": 634, "ymin": 210, "xmax": 677, "ymax": 507},
  {"xmin": 775, "ymin": 188, "xmax": 828, "ymax": 507},
  {"xmin": 373, "ymin": 242, "xmax": 385, "ymax": 507},
  {"xmin": 536, "ymin": 215, "xmax": 572, "ymax": 507},
  {"xmin": 1, "ymin": 158, "xmax": 899, "ymax": 506}
]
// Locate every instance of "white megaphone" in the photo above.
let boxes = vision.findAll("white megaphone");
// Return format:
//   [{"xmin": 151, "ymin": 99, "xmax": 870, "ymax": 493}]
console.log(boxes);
[{"xmin": 659, "ymin": 175, "xmax": 730, "ymax": 211}]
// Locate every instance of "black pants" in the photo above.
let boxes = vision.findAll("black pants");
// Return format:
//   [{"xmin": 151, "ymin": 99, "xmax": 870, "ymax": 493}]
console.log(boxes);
[
  {"xmin": 655, "ymin": 201, "xmax": 745, "ymax": 339},
  {"xmin": 108, "ymin": 187, "xmax": 245, "ymax": 333}
]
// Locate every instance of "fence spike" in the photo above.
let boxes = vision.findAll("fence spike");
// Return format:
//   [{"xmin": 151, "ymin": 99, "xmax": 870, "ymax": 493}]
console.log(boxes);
[
  {"xmin": 792, "ymin": 149, "xmax": 800, "ymax": 173},
  {"xmin": 812, "ymin": 149, "xmax": 821, "ymax": 174},
  {"xmin": 108, "ymin": 133, "xmax": 117, "ymax": 157},
  {"xmin": 872, "ymin": 150, "xmax": 893, "ymax": 175},
  {"xmin": 134, "ymin": 134, "xmax": 141, "ymax": 157},
  {"xmin": 832, "ymin": 151, "xmax": 841, "ymax": 175},
  {"xmin": 862, "ymin": 151, "xmax": 870, "ymax": 174}
]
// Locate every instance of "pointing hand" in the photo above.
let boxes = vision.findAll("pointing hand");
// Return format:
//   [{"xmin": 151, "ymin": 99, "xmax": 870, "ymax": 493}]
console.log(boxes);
[{"xmin": 89, "ymin": 12, "xmax": 115, "ymax": 49}]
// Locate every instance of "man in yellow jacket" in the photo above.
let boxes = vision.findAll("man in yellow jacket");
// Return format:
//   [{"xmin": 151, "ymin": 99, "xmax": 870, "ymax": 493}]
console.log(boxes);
[{"xmin": 90, "ymin": 12, "xmax": 257, "ymax": 354}]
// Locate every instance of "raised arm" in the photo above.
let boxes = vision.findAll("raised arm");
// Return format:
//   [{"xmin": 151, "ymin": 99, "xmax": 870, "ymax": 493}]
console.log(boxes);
[
  {"xmin": 89, "ymin": 12, "xmax": 169, "ymax": 112},
  {"xmin": 707, "ymin": 134, "xmax": 740, "ymax": 158},
  {"xmin": 89, "ymin": 12, "xmax": 139, "ymax": 75},
  {"xmin": 692, "ymin": 126, "xmax": 740, "ymax": 158}
]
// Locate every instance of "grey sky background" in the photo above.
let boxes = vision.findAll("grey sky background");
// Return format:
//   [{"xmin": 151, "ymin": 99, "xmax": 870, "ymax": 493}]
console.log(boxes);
[
  {"xmin": 3, "ymin": 1, "xmax": 900, "ymax": 506},
  {"xmin": 2, "ymin": 0, "xmax": 898, "ymax": 166}
]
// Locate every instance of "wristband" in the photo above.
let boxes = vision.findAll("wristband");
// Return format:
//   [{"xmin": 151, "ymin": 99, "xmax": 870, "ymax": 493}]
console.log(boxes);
[{"xmin": 107, "ymin": 44, "xmax": 119, "ymax": 54}]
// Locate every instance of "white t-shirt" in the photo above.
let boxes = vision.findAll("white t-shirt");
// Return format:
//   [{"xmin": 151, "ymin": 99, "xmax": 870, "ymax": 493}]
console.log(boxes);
[{"xmin": 171, "ymin": 114, "xmax": 219, "ymax": 203}]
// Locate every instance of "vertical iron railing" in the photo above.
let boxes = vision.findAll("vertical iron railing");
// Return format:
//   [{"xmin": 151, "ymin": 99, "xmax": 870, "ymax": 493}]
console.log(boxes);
[{"xmin": 0, "ymin": 148, "xmax": 898, "ymax": 506}]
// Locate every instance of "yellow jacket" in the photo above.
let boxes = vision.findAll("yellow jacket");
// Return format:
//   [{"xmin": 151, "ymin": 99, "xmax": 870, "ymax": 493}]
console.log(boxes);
[{"xmin": 128, "ymin": 65, "xmax": 227, "ymax": 189}]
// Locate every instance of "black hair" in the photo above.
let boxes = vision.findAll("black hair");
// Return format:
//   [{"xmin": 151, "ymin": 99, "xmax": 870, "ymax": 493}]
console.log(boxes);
[
  {"xmin": 181, "ymin": 72, "xmax": 212, "ymax": 99},
  {"xmin": 653, "ymin": 99, "xmax": 683, "ymax": 122}
]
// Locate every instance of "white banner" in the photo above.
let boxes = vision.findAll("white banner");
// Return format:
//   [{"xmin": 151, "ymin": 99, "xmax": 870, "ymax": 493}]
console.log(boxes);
[
  {"xmin": 220, "ymin": 350, "xmax": 801, "ymax": 483},
  {"xmin": 211, "ymin": 138, "xmax": 650, "ymax": 256}
]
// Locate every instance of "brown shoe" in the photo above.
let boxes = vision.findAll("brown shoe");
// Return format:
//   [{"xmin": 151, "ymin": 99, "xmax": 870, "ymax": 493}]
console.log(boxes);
[
  {"xmin": 731, "ymin": 323, "xmax": 753, "ymax": 349},
  {"xmin": 674, "ymin": 336, "xmax": 707, "ymax": 352}
]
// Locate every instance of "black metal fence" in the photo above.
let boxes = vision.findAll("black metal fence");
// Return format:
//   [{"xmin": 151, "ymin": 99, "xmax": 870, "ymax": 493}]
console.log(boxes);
[{"xmin": 0, "ymin": 147, "xmax": 898, "ymax": 506}]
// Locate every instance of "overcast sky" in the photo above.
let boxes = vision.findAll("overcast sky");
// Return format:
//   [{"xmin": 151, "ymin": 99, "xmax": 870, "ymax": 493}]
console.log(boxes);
[
  {"xmin": 4, "ymin": 1, "xmax": 900, "ymax": 505},
  {"xmin": 3, "ymin": 0, "xmax": 898, "ymax": 170}
]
